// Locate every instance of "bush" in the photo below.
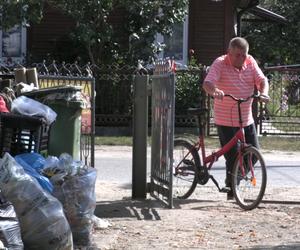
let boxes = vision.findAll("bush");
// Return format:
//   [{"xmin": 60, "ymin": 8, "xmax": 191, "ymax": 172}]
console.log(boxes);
[{"xmin": 175, "ymin": 66, "xmax": 206, "ymax": 114}]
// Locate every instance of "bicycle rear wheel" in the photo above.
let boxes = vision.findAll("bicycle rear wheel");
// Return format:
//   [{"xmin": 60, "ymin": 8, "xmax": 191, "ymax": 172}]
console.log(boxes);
[
  {"xmin": 173, "ymin": 139, "xmax": 200, "ymax": 199},
  {"xmin": 232, "ymin": 146, "xmax": 267, "ymax": 210}
]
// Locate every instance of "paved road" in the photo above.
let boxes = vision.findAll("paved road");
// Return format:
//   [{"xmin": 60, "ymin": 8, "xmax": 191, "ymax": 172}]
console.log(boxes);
[
  {"xmin": 95, "ymin": 146, "xmax": 300, "ymax": 188},
  {"xmin": 94, "ymin": 147, "xmax": 300, "ymax": 250}
]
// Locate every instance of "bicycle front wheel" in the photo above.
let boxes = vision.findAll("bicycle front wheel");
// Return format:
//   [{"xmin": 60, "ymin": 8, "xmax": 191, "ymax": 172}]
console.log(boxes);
[
  {"xmin": 232, "ymin": 146, "xmax": 267, "ymax": 210},
  {"xmin": 173, "ymin": 139, "xmax": 200, "ymax": 199}
]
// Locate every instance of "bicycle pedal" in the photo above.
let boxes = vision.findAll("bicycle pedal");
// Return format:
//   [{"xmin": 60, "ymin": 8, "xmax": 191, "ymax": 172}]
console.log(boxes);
[{"xmin": 220, "ymin": 187, "xmax": 231, "ymax": 193}]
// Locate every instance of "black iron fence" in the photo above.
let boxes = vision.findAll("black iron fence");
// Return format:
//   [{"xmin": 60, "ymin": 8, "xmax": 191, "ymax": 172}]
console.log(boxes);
[
  {"xmin": 89, "ymin": 64, "xmax": 135, "ymax": 128},
  {"xmin": 2, "ymin": 61, "xmax": 298, "ymax": 136},
  {"xmin": 261, "ymin": 66, "xmax": 300, "ymax": 136}
]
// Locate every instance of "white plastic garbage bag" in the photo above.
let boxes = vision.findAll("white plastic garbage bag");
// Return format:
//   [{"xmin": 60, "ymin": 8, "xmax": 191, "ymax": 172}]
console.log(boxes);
[
  {"xmin": 0, "ymin": 202, "xmax": 23, "ymax": 250},
  {"xmin": 11, "ymin": 96, "xmax": 57, "ymax": 125},
  {"xmin": 45, "ymin": 154, "xmax": 97, "ymax": 247},
  {"xmin": 0, "ymin": 153, "xmax": 73, "ymax": 250}
]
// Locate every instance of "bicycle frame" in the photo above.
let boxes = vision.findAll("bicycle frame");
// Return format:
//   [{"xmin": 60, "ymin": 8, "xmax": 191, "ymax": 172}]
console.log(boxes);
[
  {"xmin": 199, "ymin": 129, "xmax": 254, "ymax": 179},
  {"xmin": 176, "ymin": 124, "xmax": 248, "ymax": 177},
  {"xmin": 177, "ymin": 94, "xmax": 259, "ymax": 178}
]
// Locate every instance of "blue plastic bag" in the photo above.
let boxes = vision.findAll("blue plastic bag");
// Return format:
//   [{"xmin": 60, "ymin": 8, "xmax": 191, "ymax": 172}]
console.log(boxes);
[
  {"xmin": 14, "ymin": 153, "xmax": 53, "ymax": 193},
  {"xmin": 15, "ymin": 152, "xmax": 45, "ymax": 171}
]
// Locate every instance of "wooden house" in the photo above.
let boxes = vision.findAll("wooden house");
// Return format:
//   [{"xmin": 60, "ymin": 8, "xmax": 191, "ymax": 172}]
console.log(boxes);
[
  {"xmin": 187, "ymin": 0, "xmax": 287, "ymax": 65},
  {"xmin": 1, "ymin": 0, "xmax": 287, "ymax": 66}
]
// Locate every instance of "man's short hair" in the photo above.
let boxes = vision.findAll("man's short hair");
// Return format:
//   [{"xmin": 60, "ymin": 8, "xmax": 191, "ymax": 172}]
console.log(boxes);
[{"xmin": 228, "ymin": 37, "xmax": 249, "ymax": 51}]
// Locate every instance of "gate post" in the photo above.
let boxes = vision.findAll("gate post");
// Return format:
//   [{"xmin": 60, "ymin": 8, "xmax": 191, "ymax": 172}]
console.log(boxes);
[{"xmin": 132, "ymin": 74, "xmax": 149, "ymax": 199}]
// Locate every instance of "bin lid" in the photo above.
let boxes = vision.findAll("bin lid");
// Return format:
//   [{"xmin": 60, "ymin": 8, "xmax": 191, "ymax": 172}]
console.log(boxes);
[
  {"xmin": 23, "ymin": 85, "xmax": 88, "ymax": 109},
  {"xmin": 23, "ymin": 85, "xmax": 82, "ymax": 98}
]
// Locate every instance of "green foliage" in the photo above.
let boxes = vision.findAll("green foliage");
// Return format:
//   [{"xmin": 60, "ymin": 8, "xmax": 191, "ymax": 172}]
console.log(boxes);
[
  {"xmin": 121, "ymin": 0, "xmax": 188, "ymax": 65},
  {"xmin": 0, "ymin": 0, "xmax": 188, "ymax": 66},
  {"xmin": 0, "ymin": 0, "xmax": 44, "ymax": 29},
  {"xmin": 175, "ymin": 53, "xmax": 206, "ymax": 114},
  {"xmin": 243, "ymin": 0, "xmax": 300, "ymax": 65},
  {"xmin": 175, "ymin": 71, "xmax": 202, "ymax": 114}
]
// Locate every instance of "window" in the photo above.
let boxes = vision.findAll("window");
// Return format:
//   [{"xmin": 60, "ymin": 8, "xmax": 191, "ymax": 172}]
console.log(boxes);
[
  {"xmin": 156, "ymin": 14, "xmax": 188, "ymax": 66},
  {"xmin": 0, "ymin": 24, "xmax": 26, "ymax": 65}
]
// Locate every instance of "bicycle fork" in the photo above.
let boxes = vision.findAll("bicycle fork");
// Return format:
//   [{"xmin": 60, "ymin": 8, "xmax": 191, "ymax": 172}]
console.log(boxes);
[
  {"xmin": 239, "ymin": 148, "xmax": 257, "ymax": 186},
  {"xmin": 209, "ymin": 150, "xmax": 256, "ymax": 193}
]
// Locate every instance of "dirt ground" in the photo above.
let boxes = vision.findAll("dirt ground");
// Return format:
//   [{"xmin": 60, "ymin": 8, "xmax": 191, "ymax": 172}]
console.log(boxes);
[{"xmin": 92, "ymin": 182, "xmax": 300, "ymax": 250}]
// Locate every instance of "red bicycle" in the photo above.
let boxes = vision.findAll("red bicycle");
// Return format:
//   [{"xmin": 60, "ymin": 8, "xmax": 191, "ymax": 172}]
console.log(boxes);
[{"xmin": 173, "ymin": 94, "xmax": 267, "ymax": 210}]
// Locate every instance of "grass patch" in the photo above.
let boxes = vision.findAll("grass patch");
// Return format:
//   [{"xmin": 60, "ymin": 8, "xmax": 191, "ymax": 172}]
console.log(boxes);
[
  {"xmin": 259, "ymin": 136, "xmax": 300, "ymax": 152},
  {"xmin": 95, "ymin": 135, "xmax": 300, "ymax": 152},
  {"xmin": 95, "ymin": 136, "xmax": 134, "ymax": 146}
]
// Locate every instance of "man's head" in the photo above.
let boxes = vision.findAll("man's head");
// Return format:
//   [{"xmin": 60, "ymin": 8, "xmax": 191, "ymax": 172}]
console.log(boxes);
[{"xmin": 228, "ymin": 37, "xmax": 249, "ymax": 69}]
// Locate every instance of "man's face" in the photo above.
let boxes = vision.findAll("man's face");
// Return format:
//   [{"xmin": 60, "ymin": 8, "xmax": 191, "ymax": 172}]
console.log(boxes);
[{"xmin": 228, "ymin": 47, "xmax": 248, "ymax": 69}]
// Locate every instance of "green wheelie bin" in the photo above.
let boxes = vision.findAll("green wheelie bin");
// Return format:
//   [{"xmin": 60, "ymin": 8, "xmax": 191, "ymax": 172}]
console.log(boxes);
[{"xmin": 24, "ymin": 86, "xmax": 84, "ymax": 160}]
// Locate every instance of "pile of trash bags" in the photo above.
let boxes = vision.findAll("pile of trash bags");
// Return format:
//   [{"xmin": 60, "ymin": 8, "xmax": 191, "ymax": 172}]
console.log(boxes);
[
  {"xmin": 0, "ymin": 69, "xmax": 108, "ymax": 249},
  {"xmin": 0, "ymin": 151, "xmax": 99, "ymax": 249}
]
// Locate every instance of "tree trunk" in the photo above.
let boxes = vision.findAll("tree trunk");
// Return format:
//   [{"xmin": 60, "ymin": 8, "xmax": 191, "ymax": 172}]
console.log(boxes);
[{"xmin": 87, "ymin": 43, "xmax": 95, "ymax": 65}]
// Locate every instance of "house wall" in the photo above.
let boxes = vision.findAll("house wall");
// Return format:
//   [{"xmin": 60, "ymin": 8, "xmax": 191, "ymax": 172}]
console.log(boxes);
[
  {"xmin": 188, "ymin": 0, "xmax": 236, "ymax": 66},
  {"xmin": 27, "ymin": 3, "xmax": 75, "ymax": 60},
  {"xmin": 27, "ymin": 1, "xmax": 236, "ymax": 64},
  {"xmin": 27, "ymin": 4, "xmax": 128, "ymax": 61}
]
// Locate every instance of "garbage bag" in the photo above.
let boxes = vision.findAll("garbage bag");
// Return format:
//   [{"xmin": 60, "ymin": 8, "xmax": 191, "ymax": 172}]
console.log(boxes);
[
  {"xmin": 50, "ymin": 155, "xmax": 97, "ymax": 246},
  {"xmin": 0, "ymin": 202, "xmax": 23, "ymax": 250},
  {"xmin": 42, "ymin": 154, "xmax": 83, "ymax": 183},
  {"xmin": 11, "ymin": 96, "xmax": 57, "ymax": 125},
  {"xmin": 15, "ymin": 152, "xmax": 45, "ymax": 172},
  {"xmin": 14, "ymin": 153, "xmax": 53, "ymax": 193},
  {"xmin": 0, "ymin": 153, "xmax": 73, "ymax": 250}
]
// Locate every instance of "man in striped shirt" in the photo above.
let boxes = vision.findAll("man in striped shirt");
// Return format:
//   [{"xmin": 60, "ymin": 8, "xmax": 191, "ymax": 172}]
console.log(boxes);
[{"xmin": 203, "ymin": 37, "xmax": 269, "ymax": 199}]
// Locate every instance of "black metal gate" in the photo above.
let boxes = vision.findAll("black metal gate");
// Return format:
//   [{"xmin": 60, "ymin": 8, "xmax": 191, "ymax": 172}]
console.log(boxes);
[
  {"xmin": 150, "ymin": 61, "xmax": 175, "ymax": 208},
  {"xmin": 260, "ymin": 66, "xmax": 300, "ymax": 136}
]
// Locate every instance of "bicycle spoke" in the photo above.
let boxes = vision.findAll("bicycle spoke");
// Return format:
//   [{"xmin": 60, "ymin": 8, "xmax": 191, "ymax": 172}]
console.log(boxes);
[
  {"xmin": 232, "ymin": 147, "xmax": 267, "ymax": 210},
  {"xmin": 173, "ymin": 139, "xmax": 199, "ymax": 199}
]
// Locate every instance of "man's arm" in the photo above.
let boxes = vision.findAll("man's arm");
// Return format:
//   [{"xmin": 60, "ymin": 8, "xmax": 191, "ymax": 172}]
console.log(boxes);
[
  {"xmin": 259, "ymin": 78, "xmax": 269, "ymax": 96},
  {"xmin": 258, "ymin": 77, "xmax": 270, "ymax": 102},
  {"xmin": 203, "ymin": 80, "xmax": 224, "ymax": 99}
]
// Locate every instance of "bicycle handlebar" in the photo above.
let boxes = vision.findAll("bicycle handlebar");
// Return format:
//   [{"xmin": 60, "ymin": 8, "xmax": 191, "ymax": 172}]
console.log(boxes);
[{"xmin": 224, "ymin": 93, "xmax": 262, "ymax": 103}]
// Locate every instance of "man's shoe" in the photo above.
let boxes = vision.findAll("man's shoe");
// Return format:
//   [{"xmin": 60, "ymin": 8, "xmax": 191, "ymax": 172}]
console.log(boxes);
[
  {"xmin": 227, "ymin": 189, "xmax": 234, "ymax": 200},
  {"xmin": 220, "ymin": 186, "xmax": 234, "ymax": 200}
]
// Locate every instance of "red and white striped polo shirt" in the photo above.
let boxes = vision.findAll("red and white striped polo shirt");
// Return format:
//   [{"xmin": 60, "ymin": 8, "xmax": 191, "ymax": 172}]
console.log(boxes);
[{"xmin": 204, "ymin": 54, "xmax": 266, "ymax": 127}]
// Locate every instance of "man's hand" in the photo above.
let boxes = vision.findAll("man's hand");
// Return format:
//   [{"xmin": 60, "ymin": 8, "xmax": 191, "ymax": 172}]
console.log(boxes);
[
  {"xmin": 259, "ymin": 94, "xmax": 270, "ymax": 103},
  {"xmin": 213, "ymin": 88, "xmax": 224, "ymax": 100},
  {"xmin": 203, "ymin": 81, "xmax": 224, "ymax": 100}
]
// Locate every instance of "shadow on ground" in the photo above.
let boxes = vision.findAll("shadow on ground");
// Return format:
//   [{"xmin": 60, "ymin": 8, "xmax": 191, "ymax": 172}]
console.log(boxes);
[
  {"xmin": 95, "ymin": 199, "xmax": 162, "ymax": 221},
  {"xmin": 95, "ymin": 196, "xmax": 230, "ymax": 222},
  {"xmin": 246, "ymin": 242, "xmax": 300, "ymax": 249}
]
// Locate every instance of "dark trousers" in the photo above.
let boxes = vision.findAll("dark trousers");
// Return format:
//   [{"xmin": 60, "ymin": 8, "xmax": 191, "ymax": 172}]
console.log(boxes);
[{"xmin": 217, "ymin": 123, "xmax": 259, "ymax": 187}]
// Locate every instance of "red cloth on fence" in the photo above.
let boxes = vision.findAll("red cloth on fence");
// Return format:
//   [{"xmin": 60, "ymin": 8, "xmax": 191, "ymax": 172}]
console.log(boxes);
[{"xmin": 0, "ymin": 96, "xmax": 9, "ymax": 113}]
